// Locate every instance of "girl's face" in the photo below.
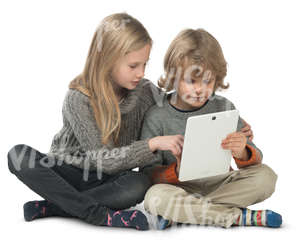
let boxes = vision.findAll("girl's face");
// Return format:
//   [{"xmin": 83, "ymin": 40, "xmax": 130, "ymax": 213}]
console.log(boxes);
[
  {"xmin": 111, "ymin": 44, "xmax": 151, "ymax": 91},
  {"xmin": 174, "ymin": 69, "xmax": 216, "ymax": 110}
]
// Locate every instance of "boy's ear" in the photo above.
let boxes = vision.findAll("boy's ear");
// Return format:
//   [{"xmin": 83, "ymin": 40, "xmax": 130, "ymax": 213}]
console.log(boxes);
[{"xmin": 213, "ymin": 80, "xmax": 218, "ymax": 91}]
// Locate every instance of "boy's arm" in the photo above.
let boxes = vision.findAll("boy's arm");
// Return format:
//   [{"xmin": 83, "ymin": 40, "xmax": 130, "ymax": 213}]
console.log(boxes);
[
  {"xmin": 233, "ymin": 116, "xmax": 263, "ymax": 169},
  {"xmin": 142, "ymin": 162, "xmax": 180, "ymax": 184}
]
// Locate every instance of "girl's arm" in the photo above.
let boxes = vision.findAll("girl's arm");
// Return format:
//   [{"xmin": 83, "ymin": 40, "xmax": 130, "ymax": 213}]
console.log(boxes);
[
  {"xmin": 62, "ymin": 89, "xmax": 157, "ymax": 175},
  {"xmin": 139, "ymin": 106, "xmax": 180, "ymax": 184}
]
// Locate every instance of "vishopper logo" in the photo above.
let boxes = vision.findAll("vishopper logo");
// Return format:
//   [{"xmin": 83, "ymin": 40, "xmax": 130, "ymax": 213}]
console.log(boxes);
[
  {"xmin": 8, "ymin": 144, "xmax": 131, "ymax": 182},
  {"xmin": 8, "ymin": 144, "xmax": 62, "ymax": 172},
  {"xmin": 96, "ymin": 18, "xmax": 132, "ymax": 52},
  {"xmin": 147, "ymin": 192, "xmax": 239, "ymax": 228},
  {"xmin": 81, "ymin": 146, "xmax": 130, "ymax": 181},
  {"xmin": 147, "ymin": 64, "xmax": 233, "ymax": 110}
]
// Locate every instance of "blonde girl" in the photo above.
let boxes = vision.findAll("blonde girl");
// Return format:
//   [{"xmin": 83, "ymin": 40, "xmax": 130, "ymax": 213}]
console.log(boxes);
[{"xmin": 8, "ymin": 12, "xmax": 167, "ymax": 231}]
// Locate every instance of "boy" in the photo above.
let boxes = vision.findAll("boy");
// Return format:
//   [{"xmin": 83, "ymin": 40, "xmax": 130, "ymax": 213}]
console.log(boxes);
[{"xmin": 140, "ymin": 28, "xmax": 282, "ymax": 229}]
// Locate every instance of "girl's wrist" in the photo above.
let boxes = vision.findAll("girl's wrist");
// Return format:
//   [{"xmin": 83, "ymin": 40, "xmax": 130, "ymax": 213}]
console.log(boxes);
[{"xmin": 148, "ymin": 137, "xmax": 158, "ymax": 152}]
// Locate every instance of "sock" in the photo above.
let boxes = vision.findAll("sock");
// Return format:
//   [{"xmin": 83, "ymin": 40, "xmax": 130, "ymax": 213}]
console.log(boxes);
[
  {"xmin": 232, "ymin": 208, "xmax": 282, "ymax": 228},
  {"xmin": 156, "ymin": 215, "xmax": 173, "ymax": 230},
  {"xmin": 23, "ymin": 200, "xmax": 74, "ymax": 221},
  {"xmin": 105, "ymin": 209, "xmax": 149, "ymax": 231}
]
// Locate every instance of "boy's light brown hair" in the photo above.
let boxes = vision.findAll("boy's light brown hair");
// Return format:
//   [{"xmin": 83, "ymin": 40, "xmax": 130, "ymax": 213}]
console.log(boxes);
[{"xmin": 158, "ymin": 28, "xmax": 229, "ymax": 92}]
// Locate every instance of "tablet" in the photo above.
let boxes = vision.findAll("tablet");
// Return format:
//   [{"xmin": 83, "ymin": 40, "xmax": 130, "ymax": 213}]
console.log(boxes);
[{"xmin": 178, "ymin": 109, "xmax": 239, "ymax": 182}]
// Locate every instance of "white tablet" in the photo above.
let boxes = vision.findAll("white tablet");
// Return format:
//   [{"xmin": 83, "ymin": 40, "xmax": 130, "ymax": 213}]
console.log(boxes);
[{"xmin": 178, "ymin": 110, "xmax": 239, "ymax": 182}]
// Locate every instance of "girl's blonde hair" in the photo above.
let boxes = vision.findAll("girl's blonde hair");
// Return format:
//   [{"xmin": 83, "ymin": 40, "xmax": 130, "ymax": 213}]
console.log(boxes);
[
  {"xmin": 69, "ymin": 13, "xmax": 152, "ymax": 145},
  {"xmin": 158, "ymin": 28, "xmax": 229, "ymax": 92}
]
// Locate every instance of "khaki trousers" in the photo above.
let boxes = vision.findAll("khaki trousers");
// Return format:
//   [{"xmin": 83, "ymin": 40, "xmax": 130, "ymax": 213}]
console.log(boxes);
[{"xmin": 144, "ymin": 164, "xmax": 277, "ymax": 228}]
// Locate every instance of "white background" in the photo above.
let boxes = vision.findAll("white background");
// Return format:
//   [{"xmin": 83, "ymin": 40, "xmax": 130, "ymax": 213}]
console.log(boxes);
[{"xmin": 1, "ymin": 0, "xmax": 299, "ymax": 245}]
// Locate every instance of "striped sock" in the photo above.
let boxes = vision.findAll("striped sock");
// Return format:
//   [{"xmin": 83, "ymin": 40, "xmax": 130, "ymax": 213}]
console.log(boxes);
[{"xmin": 233, "ymin": 208, "xmax": 282, "ymax": 228}]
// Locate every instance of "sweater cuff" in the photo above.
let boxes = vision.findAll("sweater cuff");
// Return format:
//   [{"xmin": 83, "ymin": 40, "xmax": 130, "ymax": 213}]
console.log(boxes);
[
  {"xmin": 151, "ymin": 162, "xmax": 180, "ymax": 184},
  {"xmin": 133, "ymin": 139, "xmax": 160, "ymax": 168},
  {"xmin": 233, "ymin": 144, "xmax": 260, "ymax": 167},
  {"xmin": 163, "ymin": 162, "xmax": 180, "ymax": 184}
]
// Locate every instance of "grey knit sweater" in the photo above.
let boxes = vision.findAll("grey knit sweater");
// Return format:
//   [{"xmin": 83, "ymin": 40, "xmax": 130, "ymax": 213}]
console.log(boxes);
[{"xmin": 47, "ymin": 78, "xmax": 164, "ymax": 175}]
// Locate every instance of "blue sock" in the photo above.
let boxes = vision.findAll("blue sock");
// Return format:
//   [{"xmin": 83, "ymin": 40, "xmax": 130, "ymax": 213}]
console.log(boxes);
[
  {"xmin": 105, "ymin": 209, "xmax": 149, "ymax": 231},
  {"xmin": 156, "ymin": 215, "xmax": 172, "ymax": 230}
]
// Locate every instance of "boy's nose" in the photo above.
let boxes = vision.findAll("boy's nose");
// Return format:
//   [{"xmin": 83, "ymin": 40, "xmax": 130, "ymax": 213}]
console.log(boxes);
[{"xmin": 194, "ymin": 85, "xmax": 204, "ymax": 95}]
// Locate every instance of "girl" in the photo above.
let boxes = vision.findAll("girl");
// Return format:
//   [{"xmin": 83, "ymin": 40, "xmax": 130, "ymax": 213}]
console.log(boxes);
[
  {"xmin": 8, "ymin": 12, "xmax": 159, "ymax": 231},
  {"xmin": 140, "ymin": 28, "xmax": 282, "ymax": 229},
  {"xmin": 7, "ymin": 13, "xmax": 253, "ymax": 231}
]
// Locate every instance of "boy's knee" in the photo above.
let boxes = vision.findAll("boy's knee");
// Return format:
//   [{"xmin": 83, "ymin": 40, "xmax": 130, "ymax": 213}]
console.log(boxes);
[
  {"xmin": 253, "ymin": 164, "xmax": 278, "ymax": 199},
  {"xmin": 144, "ymin": 184, "xmax": 178, "ymax": 214}
]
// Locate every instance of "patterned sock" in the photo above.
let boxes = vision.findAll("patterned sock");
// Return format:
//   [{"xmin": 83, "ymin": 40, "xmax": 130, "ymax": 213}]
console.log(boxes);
[
  {"xmin": 232, "ymin": 208, "xmax": 282, "ymax": 228},
  {"xmin": 156, "ymin": 215, "xmax": 173, "ymax": 230},
  {"xmin": 23, "ymin": 200, "xmax": 74, "ymax": 221},
  {"xmin": 105, "ymin": 209, "xmax": 149, "ymax": 231}
]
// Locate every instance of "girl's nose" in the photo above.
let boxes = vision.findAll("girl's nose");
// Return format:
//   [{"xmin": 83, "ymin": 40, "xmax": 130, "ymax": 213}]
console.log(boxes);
[{"xmin": 136, "ymin": 67, "xmax": 145, "ymax": 79}]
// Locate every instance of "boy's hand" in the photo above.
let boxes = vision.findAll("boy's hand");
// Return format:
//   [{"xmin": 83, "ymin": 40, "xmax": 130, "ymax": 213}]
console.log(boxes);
[
  {"xmin": 240, "ymin": 119, "xmax": 253, "ymax": 141},
  {"xmin": 221, "ymin": 132, "xmax": 248, "ymax": 160}
]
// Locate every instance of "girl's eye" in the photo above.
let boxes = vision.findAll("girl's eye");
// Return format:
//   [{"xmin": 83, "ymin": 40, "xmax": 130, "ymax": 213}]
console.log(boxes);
[{"xmin": 130, "ymin": 63, "xmax": 147, "ymax": 69}]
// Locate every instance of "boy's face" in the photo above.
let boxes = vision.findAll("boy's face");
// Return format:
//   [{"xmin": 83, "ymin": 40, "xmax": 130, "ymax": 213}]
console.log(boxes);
[{"xmin": 175, "ymin": 69, "xmax": 216, "ymax": 110}]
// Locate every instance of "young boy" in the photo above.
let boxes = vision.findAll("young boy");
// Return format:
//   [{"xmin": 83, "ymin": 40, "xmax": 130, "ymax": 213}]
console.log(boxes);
[{"xmin": 140, "ymin": 28, "xmax": 282, "ymax": 229}]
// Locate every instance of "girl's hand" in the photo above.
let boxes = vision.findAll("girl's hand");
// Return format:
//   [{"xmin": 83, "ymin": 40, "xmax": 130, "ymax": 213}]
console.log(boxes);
[
  {"xmin": 240, "ymin": 119, "xmax": 253, "ymax": 141},
  {"xmin": 221, "ymin": 132, "xmax": 247, "ymax": 159},
  {"xmin": 148, "ymin": 135, "xmax": 184, "ymax": 156}
]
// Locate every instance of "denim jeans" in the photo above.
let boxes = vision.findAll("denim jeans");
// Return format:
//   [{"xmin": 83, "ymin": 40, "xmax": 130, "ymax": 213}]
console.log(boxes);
[{"xmin": 7, "ymin": 144, "xmax": 151, "ymax": 226}]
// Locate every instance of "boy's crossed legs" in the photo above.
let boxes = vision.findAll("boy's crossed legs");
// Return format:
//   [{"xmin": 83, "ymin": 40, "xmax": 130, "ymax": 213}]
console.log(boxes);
[{"xmin": 144, "ymin": 163, "xmax": 281, "ymax": 229}]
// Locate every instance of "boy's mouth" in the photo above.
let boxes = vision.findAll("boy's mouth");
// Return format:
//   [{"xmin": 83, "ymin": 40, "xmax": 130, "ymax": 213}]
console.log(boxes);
[{"xmin": 190, "ymin": 96, "xmax": 205, "ymax": 101}]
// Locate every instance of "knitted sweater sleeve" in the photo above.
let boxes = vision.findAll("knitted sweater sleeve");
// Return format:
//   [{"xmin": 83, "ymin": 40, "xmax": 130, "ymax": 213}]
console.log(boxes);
[{"xmin": 62, "ymin": 89, "xmax": 156, "ymax": 175}]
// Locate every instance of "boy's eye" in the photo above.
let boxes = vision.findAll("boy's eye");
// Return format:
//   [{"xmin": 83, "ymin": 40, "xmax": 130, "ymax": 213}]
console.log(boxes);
[
  {"xmin": 129, "ymin": 65, "xmax": 137, "ymax": 69},
  {"xmin": 185, "ymin": 79, "xmax": 195, "ymax": 84}
]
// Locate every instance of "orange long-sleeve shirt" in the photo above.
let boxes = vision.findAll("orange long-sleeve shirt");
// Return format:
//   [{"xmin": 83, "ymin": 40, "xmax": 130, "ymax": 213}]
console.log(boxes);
[{"xmin": 148, "ymin": 143, "xmax": 262, "ymax": 185}]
